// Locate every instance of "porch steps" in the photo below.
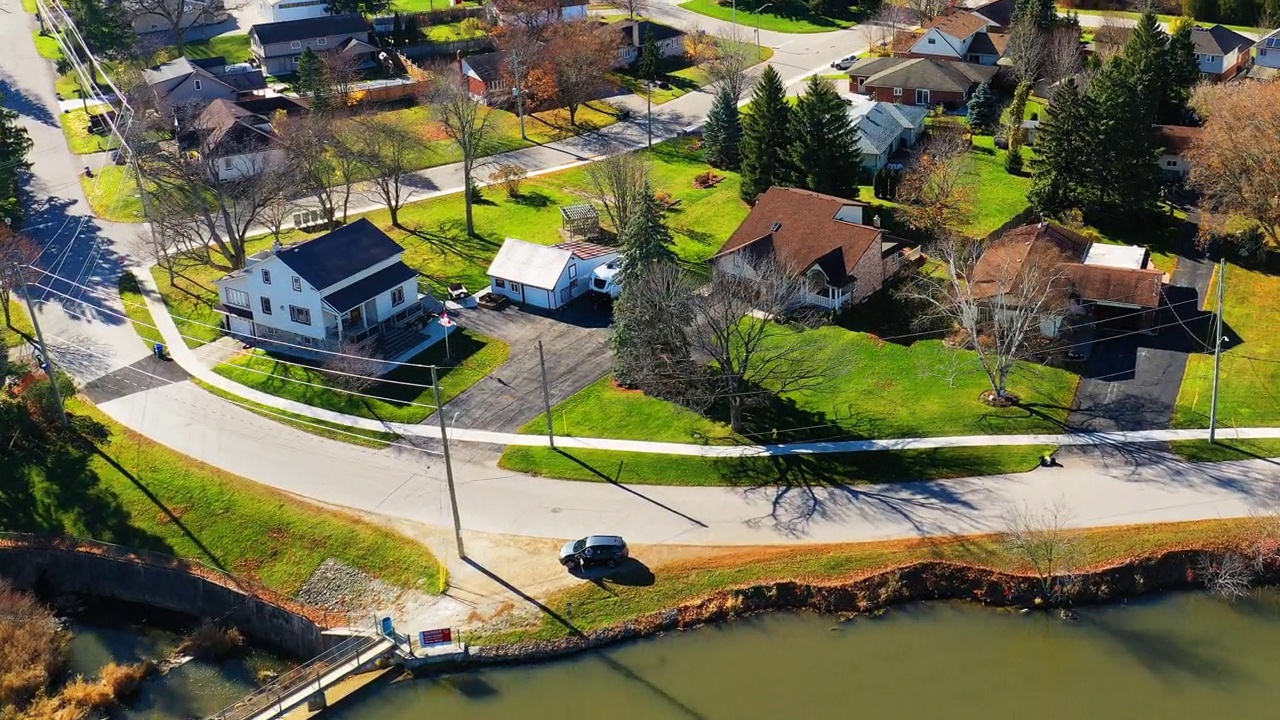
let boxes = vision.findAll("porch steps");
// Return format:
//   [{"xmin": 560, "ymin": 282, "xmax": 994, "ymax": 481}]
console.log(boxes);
[{"xmin": 374, "ymin": 323, "xmax": 427, "ymax": 360}]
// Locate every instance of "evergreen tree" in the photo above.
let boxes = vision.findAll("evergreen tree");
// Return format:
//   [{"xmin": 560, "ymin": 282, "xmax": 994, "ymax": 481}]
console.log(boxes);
[
  {"xmin": 66, "ymin": 0, "xmax": 134, "ymax": 83},
  {"xmin": 1161, "ymin": 21, "xmax": 1201, "ymax": 124},
  {"xmin": 404, "ymin": 14, "xmax": 420, "ymax": 44},
  {"xmin": 0, "ymin": 92, "xmax": 34, "ymax": 227},
  {"xmin": 702, "ymin": 84, "xmax": 742, "ymax": 170},
  {"xmin": 1028, "ymin": 79, "xmax": 1098, "ymax": 218},
  {"xmin": 1090, "ymin": 56, "xmax": 1162, "ymax": 222},
  {"xmin": 1119, "ymin": 11, "xmax": 1167, "ymax": 123},
  {"xmin": 788, "ymin": 75, "xmax": 860, "ymax": 199},
  {"xmin": 297, "ymin": 48, "xmax": 328, "ymax": 110},
  {"xmin": 391, "ymin": 13, "xmax": 404, "ymax": 46},
  {"xmin": 639, "ymin": 29, "xmax": 661, "ymax": 80},
  {"xmin": 1183, "ymin": 0, "xmax": 1217, "ymax": 20},
  {"xmin": 619, "ymin": 184, "xmax": 677, "ymax": 277},
  {"xmin": 966, "ymin": 79, "xmax": 1000, "ymax": 134},
  {"xmin": 1006, "ymin": 80, "xmax": 1033, "ymax": 152},
  {"xmin": 1013, "ymin": 0, "xmax": 1056, "ymax": 30},
  {"xmin": 739, "ymin": 65, "xmax": 791, "ymax": 204}
]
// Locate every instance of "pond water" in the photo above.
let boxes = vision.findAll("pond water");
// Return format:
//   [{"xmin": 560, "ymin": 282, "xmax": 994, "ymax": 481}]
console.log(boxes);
[{"xmin": 319, "ymin": 590, "xmax": 1280, "ymax": 720}]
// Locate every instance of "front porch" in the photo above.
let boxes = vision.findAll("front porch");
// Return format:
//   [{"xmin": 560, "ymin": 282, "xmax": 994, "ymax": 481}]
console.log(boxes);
[{"xmin": 804, "ymin": 285, "xmax": 854, "ymax": 312}]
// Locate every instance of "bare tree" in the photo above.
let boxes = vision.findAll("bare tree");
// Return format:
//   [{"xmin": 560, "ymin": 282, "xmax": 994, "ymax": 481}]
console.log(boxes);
[
  {"xmin": 618, "ymin": 0, "xmax": 647, "ymax": 19},
  {"xmin": 1189, "ymin": 82, "xmax": 1280, "ymax": 248},
  {"xmin": 691, "ymin": 254, "xmax": 837, "ymax": 432},
  {"xmin": 259, "ymin": 195, "xmax": 298, "ymax": 246},
  {"xmin": 1093, "ymin": 14, "xmax": 1130, "ymax": 64},
  {"xmin": 424, "ymin": 65, "xmax": 494, "ymax": 237},
  {"xmin": 898, "ymin": 233, "xmax": 1073, "ymax": 402},
  {"xmin": 583, "ymin": 150, "xmax": 649, "ymax": 237},
  {"xmin": 277, "ymin": 113, "xmax": 339, "ymax": 226},
  {"xmin": 1001, "ymin": 500, "xmax": 1081, "ymax": 604},
  {"xmin": 131, "ymin": 106, "xmax": 293, "ymax": 270},
  {"xmin": 1042, "ymin": 25, "xmax": 1084, "ymax": 87},
  {"xmin": 346, "ymin": 112, "xmax": 424, "ymax": 229},
  {"xmin": 612, "ymin": 260, "xmax": 697, "ymax": 401},
  {"xmin": 1006, "ymin": 16, "xmax": 1046, "ymax": 84},
  {"xmin": 902, "ymin": 0, "xmax": 950, "ymax": 23},
  {"xmin": 545, "ymin": 19, "xmax": 619, "ymax": 125},
  {"xmin": 1197, "ymin": 553, "xmax": 1253, "ymax": 600},
  {"xmin": 122, "ymin": 0, "xmax": 239, "ymax": 53},
  {"xmin": 491, "ymin": 0, "xmax": 563, "ymax": 37},
  {"xmin": 322, "ymin": 340, "xmax": 385, "ymax": 391},
  {"xmin": 320, "ymin": 51, "xmax": 364, "ymax": 108},
  {"xmin": 0, "ymin": 228, "xmax": 39, "ymax": 331},
  {"xmin": 703, "ymin": 35, "xmax": 756, "ymax": 101},
  {"xmin": 896, "ymin": 128, "xmax": 973, "ymax": 236},
  {"xmin": 331, "ymin": 125, "xmax": 364, "ymax": 223},
  {"xmin": 494, "ymin": 22, "xmax": 544, "ymax": 138},
  {"xmin": 858, "ymin": 3, "xmax": 910, "ymax": 55}
]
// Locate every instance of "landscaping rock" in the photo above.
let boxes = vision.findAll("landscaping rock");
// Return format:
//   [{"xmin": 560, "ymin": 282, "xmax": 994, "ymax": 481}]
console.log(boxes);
[{"xmin": 297, "ymin": 559, "xmax": 401, "ymax": 613}]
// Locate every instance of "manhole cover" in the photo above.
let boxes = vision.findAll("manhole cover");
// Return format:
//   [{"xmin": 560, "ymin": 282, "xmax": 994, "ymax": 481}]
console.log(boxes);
[{"xmin": 550, "ymin": 507, "xmax": 562, "ymax": 514}]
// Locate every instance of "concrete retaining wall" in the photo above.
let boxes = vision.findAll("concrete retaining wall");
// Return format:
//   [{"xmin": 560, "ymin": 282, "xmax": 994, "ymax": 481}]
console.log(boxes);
[{"xmin": 0, "ymin": 547, "xmax": 327, "ymax": 658}]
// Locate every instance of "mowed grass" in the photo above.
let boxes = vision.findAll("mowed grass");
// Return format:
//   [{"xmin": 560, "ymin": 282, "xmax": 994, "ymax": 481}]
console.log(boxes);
[
  {"xmin": 1168, "ymin": 438, "xmax": 1280, "ymax": 463},
  {"xmin": 212, "ymin": 329, "xmax": 510, "ymax": 424},
  {"xmin": 81, "ymin": 165, "xmax": 145, "ymax": 223},
  {"xmin": 32, "ymin": 31, "xmax": 64, "ymax": 61},
  {"xmin": 964, "ymin": 135, "xmax": 1031, "ymax": 239},
  {"xmin": 423, "ymin": 20, "xmax": 487, "ymax": 42},
  {"xmin": 678, "ymin": 0, "xmax": 862, "ymax": 32},
  {"xmin": 1059, "ymin": 7, "xmax": 1267, "ymax": 34},
  {"xmin": 500, "ymin": 444, "xmax": 1054, "ymax": 487},
  {"xmin": 613, "ymin": 46, "xmax": 773, "ymax": 104},
  {"xmin": 180, "ymin": 34, "xmax": 253, "ymax": 63},
  {"xmin": 4, "ymin": 299, "xmax": 34, "ymax": 348},
  {"xmin": 117, "ymin": 273, "xmax": 164, "ymax": 348},
  {"xmin": 194, "ymin": 379, "xmax": 401, "ymax": 448},
  {"xmin": 475, "ymin": 517, "xmax": 1269, "ymax": 644},
  {"xmin": 394, "ymin": 0, "xmax": 478, "ymax": 10},
  {"xmin": 60, "ymin": 107, "xmax": 120, "ymax": 155},
  {"xmin": 521, "ymin": 329, "xmax": 1080, "ymax": 444},
  {"xmin": 2, "ymin": 398, "xmax": 444, "ymax": 595},
  {"xmin": 1174, "ymin": 256, "xmax": 1280, "ymax": 430}
]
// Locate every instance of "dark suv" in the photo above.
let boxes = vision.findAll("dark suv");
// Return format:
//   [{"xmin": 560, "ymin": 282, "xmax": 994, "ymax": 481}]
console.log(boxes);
[{"xmin": 559, "ymin": 535, "xmax": 629, "ymax": 570}]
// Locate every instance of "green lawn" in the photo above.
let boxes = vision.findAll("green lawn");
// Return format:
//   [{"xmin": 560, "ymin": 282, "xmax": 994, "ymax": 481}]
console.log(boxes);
[
  {"xmin": 501, "ymin": 444, "xmax": 1054, "ymax": 487},
  {"xmin": 180, "ymin": 34, "xmax": 253, "ymax": 63},
  {"xmin": 678, "ymin": 0, "xmax": 862, "ymax": 32},
  {"xmin": 117, "ymin": 273, "xmax": 165, "ymax": 348},
  {"xmin": 4, "ymin": 298, "xmax": 34, "ymax": 348},
  {"xmin": 1174, "ymin": 257, "xmax": 1280, "ymax": 430},
  {"xmin": 60, "ymin": 107, "xmax": 120, "ymax": 155},
  {"xmin": 32, "ymin": 31, "xmax": 64, "ymax": 61},
  {"xmin": 613, "ymin": 46, "xmax": 773, "ymax": 105},
  {"xmin": 212, "ymin": 329, "xmax": 510, "ymax": 424},
  {"xmin": 22, "ymin": 0, "xmax": 37, "ymax": 12},
  {"xmin": 1059, "ymin": 7, "xmax": 1267, "ymax": 34},
  {"xmin": 0, "ymin": 398, "xmax": 444, "ymax": 595},
  {"xmin": 394, "ymin": 0, "xmax": 478, "ymax": 10},
  {"xmin": 1169, "ymin": 438, "xmax": 1280, "ymax": 463},
  {"xmin": 423, "ymin": 20, "xmax": 488, "ymax": 42},
  {"xmin": 81, "ymin": 165, "xmax": 145, "ymax": 222},
  {"xmin": 964, "ymin": 135, "xmax": 1031, "ymax": 239},
  {"xmin": 194, "ymin": 379, "xmax": 401, "ymax": 448}
]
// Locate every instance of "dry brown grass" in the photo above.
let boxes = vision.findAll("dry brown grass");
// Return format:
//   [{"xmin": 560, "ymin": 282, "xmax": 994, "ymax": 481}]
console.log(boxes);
[
  {"xmin": 177, "ymin": 624, "xmax": 245, "ymax": 659},
  {"xmin": 12, "ymin": 661, "xmax": 154, "ymax": 720},
  {"xmin": 0, "ymin": 581, "xmax": 66, "ymax": 710}
]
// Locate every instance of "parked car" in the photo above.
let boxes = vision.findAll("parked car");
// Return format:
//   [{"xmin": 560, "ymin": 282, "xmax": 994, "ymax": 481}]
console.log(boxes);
[
  {"xmin": 559, "ymin": 535, "xmax": 629, "ymax": 569},
  {"xmin": 831, "ymin": 54, "xmax": 859, "ymax": 70}
]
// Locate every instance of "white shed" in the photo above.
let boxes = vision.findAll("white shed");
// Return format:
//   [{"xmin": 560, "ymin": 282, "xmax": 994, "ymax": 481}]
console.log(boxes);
[{"xmin": 486, "ymin": 238, "xmax": 619, "ymax": 310}]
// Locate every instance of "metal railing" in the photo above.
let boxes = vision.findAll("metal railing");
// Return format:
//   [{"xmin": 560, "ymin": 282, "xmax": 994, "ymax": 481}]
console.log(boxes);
[{"xmin": 208, "ymin": 633, "xmax": 387, "ymax": 720}]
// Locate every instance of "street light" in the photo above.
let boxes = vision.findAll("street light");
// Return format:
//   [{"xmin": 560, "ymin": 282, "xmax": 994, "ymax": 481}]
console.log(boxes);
[{"xmin": 755, "ymin": 2, "xmax": 773, "ymax": 53}]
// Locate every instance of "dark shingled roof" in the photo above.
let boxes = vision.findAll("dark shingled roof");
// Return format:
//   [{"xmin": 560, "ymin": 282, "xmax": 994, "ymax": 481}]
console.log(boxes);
[
  {"xmin": 712, "ymin": 187, "xmax": 882, "ymax": 287},
  {"xmin": 250, "ymin": 14, "xmax": 368, "ymax": 46},
  {"xmin": 278, "ymin": 218, "xmax": 405, "ymax": 291},
  {"xmin": 615, "ymin": 19, "xmax": 684, "ymax": 47},
  {"xmin": 854, "ymin": 57, "xmax": 997, "ymax": 94},
  {"xmin": 463, "ymin": 50, "xmax": 507, "ymax": 83},
  {"xmin": 323, "ymin": 261, "xmax": 419, "ymax": 312},
  {"xmin": 971, "ymin": 0, "xmax": 1015, "ymax": 28},
  {"xmin": 1192, "ymin": 24, "xmax": 1253, "ymax": 55},
  {"xmin": 971, "ymin": 222, "xmax": 1091, "ymax": 299}
]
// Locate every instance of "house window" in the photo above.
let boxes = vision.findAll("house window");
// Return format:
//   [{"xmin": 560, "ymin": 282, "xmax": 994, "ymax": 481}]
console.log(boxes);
[
  {"xmin": 509, "ymin": 281, "xmax": 521, "ymax": 293},
  {"xmin": 289, "ymin": 305, "xmax": 312, "ymax": 325},
  {"xmin": 967, "ymin": 54, "xmax": 980, "ymax": 62},
  {"xmin": 293, "ymin": 56, "xmax": 302, "ymax": 66},
  {"xmin": 568, "ymin": 264, "xmax": 577, "ymax": 278},
  {"xmin": 569, "ymin": 278, "xmax": 578, "ymax": 289},
  {"xmin": 261, "ymin": 269, "xmax": 272, "ymax": 284},
  {"xmin": 290, "ymin": 40, "xmax": 302, "ymax": 49},
  {"xmin": 1165, "ymin": 160, "xmax": 1177, "ymax": 167},
  {"xmin": 927, "ymin": 37, "xmax": 936, "ymax": 44},
  {"xmin": 260, "ymin": 296, "xmax": 273, "ymax": 315},
  {"xmin": 893, "ymin": 87, "xmax": 903, "ymax": 97},
  {"xmin": 193, "ymin": 79, "xmax": 202, "ymax": 91},
  {"xmin": 291, "ymin": 276, "xmax": 302, "ymax": 292},
  {"xmin": 495, "ymin": 278, "xmax": 506, "ymax": 288},
  {"xmin": 915, "ymin": 89, "xmax": 930, "ymax": 106},
  {"xmin": 226, "ymin": 288, "xmax": 249, "ymax": 307},
  {"xmin": 391, "ymin": 286, "xmax": 405, "ymax": 306},
  {"xmin": 317, "ymin": 37, "xmax": 327, "ymax": 46},
  {"xmin": 224, "ymin": 157, "xmax": 233, "ymax": 170}
]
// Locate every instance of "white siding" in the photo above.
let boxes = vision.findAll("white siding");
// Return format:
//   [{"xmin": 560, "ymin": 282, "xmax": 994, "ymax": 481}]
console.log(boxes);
[
  {"xmin": 214, "ymin": 148, "xmax": 285, "ymax": 182},
  {"xmin": 910, "ymin": 29, "xmax": 963, "ymax": 58},
  {"xmin": 488, "ymin": 250, "xmax": 618, "ymax": 310}
]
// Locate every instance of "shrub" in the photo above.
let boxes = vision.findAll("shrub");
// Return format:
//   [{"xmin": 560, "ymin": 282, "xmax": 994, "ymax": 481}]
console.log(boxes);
[
  {"xmin": 176, "ymin": 624, "xmax": 245, "ymax": 660},
  {"xmin": 1004, "ymin": 147, "xmax": 1024, "ymax": 175},
  {"xmin": 487, "ymin": 163, "xmax": 527, "ymax": 198},
  {"xmin": 0, "ymin": 580, "xmax": 66, "ymax": 709}
]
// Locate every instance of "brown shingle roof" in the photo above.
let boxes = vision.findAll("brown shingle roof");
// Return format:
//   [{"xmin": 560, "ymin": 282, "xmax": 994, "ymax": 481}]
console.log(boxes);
[
  {"xmin": 891, "ymin": 29, "xmax": 923, "ymax": 55},
  {"xmin": 971, "ymin": 222, "xmax": 1092, "ymax": 299},
  {"xmin": 924, "ymin": 10, "xmax": 991, "ymax": 40},
  {"xmin": 194, "ymin": 98, "xmax": 277, "ymax": 153},
  {"xmin": 1062, "ymin": 265, "xmax": 1164, "ymax": 307},
  {"xmin": 713, "ymin": 187, "xmax": 882, "ymax": 286},
  {"xmin": 1156, "ymin": 124, "xmax": 1202, "ymax": 154}
]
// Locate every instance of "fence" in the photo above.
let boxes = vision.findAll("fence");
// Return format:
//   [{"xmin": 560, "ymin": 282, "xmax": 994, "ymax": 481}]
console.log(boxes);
[
  {"xmin": 208, "ymin": 633, "xmax": 387, "ymax": 720},
  {"xmin": 398, "ymin": 37, "xmax": 495, "ymax": 60},
  {"xmin": 0, "ymin": 532, "xmax": 350, "ymax": 629},
  {"xmin": 371, "ymin": 5, "xmax": 488, "ymax": 32}
]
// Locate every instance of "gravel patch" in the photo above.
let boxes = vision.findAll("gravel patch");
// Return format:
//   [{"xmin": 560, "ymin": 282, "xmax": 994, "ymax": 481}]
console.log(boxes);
[{"xmin": 298, "ymin": 559, "xmax": 402, "ymax": 614}]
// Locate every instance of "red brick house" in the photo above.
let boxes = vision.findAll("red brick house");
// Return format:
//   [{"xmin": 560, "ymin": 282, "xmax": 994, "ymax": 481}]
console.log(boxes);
[
  {"xmin": 460, "ymin": 51, "xmax": 511, "ymax": 104},
  {"xmin": 709, "ymin": 187, "xmax": 918, "ymax": 312},
  {"xmin": 847, "ymin": 56, "xmax": 998, "ymax": 110}
]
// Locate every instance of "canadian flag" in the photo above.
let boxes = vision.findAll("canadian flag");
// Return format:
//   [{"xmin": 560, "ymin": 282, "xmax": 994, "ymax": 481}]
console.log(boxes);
[{"xmin": 438, "ymin": 311, "xmax": 456, "ymax": 328}]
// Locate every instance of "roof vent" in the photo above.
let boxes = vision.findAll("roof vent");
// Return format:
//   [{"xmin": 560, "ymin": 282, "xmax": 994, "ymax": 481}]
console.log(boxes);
[{"xmin": 770, "ymin": 222, "xmax": 782, "ymax": 232}]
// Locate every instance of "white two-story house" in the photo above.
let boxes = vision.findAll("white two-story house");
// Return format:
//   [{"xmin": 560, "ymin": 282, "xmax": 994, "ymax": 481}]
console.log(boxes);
[
  {"xmin": 214, "ymin": 219, "xmax": 432, "ymax": 354},
  {"xmin": 1191, "ymin": 24, "xmax": 1254, "ymax": 81},
  {"xmin": 892, "ymin": 11, "xmax": 1007, "ymax": 66}
]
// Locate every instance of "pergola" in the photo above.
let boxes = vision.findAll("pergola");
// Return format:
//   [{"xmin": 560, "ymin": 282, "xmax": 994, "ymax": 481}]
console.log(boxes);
[{"xmin": 560, "ymin": 203, "xmax": 600, "ymax": 239}]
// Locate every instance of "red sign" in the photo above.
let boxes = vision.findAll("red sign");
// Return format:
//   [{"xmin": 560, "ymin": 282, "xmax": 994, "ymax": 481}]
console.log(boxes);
[{"xmin": 419, "ymin": 628, "xmax": 452, "ymax": 646}]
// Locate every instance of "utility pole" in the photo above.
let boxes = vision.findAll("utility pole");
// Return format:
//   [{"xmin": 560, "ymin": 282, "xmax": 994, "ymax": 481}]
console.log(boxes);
[
  {"xmin": 430, "ymin": 366, "xmax": 465, "ymax": 559},
  {"xmin": 13, "ymin": 260, "xmax": 68, "ymax": 428},
  {"xmin": 538, "ymin": 340, "xmax": 555, "ymax": 449},
  {"xmin": 511, "ymin": 49, "xmax": 527, "ymax": 141},
  {"xmin": 1208, "ymin": 256, "xmax": 1227, "ymax": 444}
]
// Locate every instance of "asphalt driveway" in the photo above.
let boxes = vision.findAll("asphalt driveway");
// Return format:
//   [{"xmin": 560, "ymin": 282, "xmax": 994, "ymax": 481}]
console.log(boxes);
[{"xmin": 442, "ymin": 300, "xmax": 613, "ymax": 433}]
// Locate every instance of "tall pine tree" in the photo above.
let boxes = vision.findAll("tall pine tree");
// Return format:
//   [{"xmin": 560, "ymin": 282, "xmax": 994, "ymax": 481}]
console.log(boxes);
[
  {"xmin": 1119, "ymin": 11, "xmax": 1167, "ymax": 123},
  {"xmin": 1090, "ymin": 56, "xmax": 1162, "ymax": 223},
  {"xmin": 619, "ymin": 184, "xmax": 677, "ymax": 278},
  {"xmin": 297, "ymin": 48, "xmax": 329, "ymax": 111},
  {"xmin": 1013, "ymin": 0, "xmax": 1056, "ymax": 30},
  {"xmin": 0, "ymin": 92, "xmax": 33, "ymax": 227},
  {"xmin": 1162, "ymin": 21, "xmax": 1201, "ymax": 124},
  {"xmin": 789, "ymin": 76, "xmax": 860, "ymax": 199},
  {"xmin": 1028, "ymin": 78, "xmax": 1098, "ymax": 218},
  {"xmin": 702, "ymin": 84, "xmax": 742, "ymax": 170},
  {"xmin": 739, "ymin": 65, "xmax": 791, "ymax": 204}
]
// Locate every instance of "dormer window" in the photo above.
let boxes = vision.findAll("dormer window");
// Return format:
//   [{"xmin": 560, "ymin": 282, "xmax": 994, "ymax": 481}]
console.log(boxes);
[
  {"xmin": 770, "ymin": 221, "xmax": 782, "ymax": 232},
  {"xmin": 193, "ymin": 79, "xmax": 202, "ymax": 90},
  {"xmin": 927, "ymin": 37, "xmax": 936, "ymax": 44}
]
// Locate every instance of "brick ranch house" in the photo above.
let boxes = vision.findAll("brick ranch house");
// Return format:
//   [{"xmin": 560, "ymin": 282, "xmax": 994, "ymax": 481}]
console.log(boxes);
[
  {"xmin": 709, "ymin": 187, "xmax": 920, "ymax": 312},
  {"xmin": 847, "ymin": 56, "xmax": 998, "ymax": 110}
]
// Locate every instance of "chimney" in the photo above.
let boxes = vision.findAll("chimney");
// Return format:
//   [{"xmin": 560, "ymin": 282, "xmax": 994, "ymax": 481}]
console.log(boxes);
[{"xmin": 632, "ymin": 20, "xmax": 640, "ymax": 49}]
